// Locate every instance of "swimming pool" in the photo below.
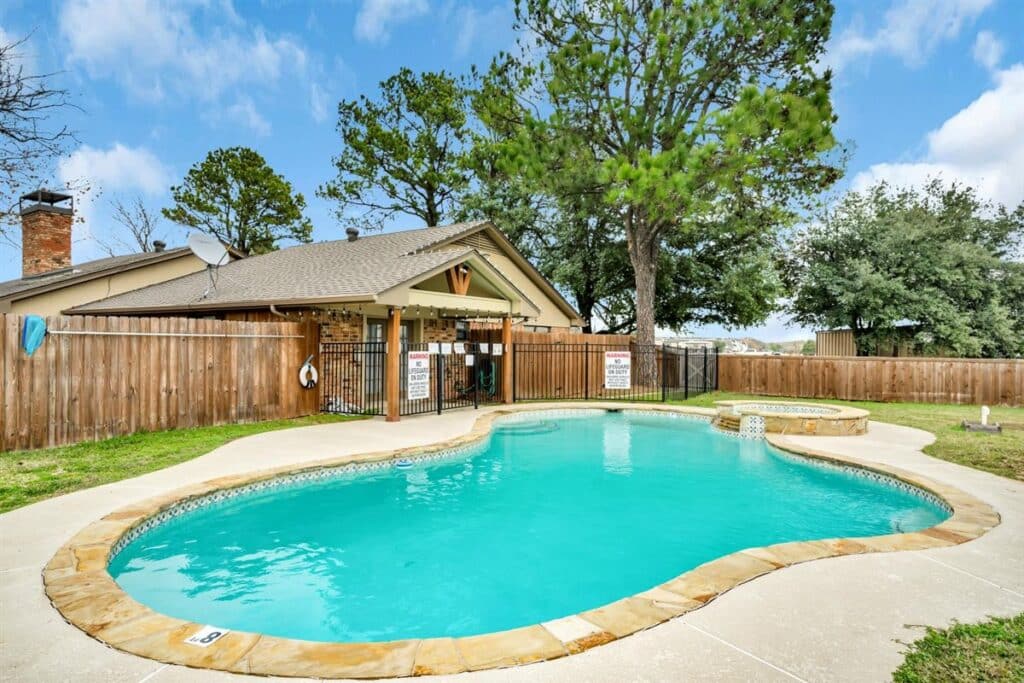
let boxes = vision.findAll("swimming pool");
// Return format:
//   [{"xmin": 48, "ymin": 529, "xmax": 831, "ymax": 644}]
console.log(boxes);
[{"xmin": 107, "ymin": 409, "xmax": 949, "ymax": 644}]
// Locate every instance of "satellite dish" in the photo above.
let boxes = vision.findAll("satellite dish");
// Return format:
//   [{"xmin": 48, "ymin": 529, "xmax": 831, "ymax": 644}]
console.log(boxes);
[
  {"xmin": 187, "ymin": 233, "xmax": 229, "ymax": 266},
  {"xmin": 188, "ymin": 233, "xmax": 229, "ymax": 299}
]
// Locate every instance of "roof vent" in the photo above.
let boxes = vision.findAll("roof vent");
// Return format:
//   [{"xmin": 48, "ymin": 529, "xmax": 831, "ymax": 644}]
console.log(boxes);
[
  {"xmin": 152, "ymin": 240, "xmax": 166, "ymax": 252},
  {"xmin": 346, "ymin": 227, "xmax": 359, "ymax": 242}
]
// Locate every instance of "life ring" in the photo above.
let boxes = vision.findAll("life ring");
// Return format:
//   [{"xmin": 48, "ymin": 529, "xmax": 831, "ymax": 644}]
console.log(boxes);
[{"xmin": 299, "ymin": 361, "xmax": 318, "ymax": 389}]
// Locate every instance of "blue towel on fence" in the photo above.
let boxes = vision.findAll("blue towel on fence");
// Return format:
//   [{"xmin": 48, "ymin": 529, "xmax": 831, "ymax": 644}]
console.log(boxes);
[{"xmin": 21, "ymin": 315, "xmax": 47, "ymax": 356}]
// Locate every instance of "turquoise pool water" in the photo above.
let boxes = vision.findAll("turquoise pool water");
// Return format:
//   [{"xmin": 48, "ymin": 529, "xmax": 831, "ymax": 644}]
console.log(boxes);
[{"xmin": 109, "ymin": 411, "xmax": 948, "ymax": 642}]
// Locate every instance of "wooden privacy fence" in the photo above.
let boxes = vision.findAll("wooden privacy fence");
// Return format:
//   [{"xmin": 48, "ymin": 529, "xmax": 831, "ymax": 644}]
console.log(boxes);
[
  {"xmin": 718, "ymin": 354, "xmax": 1024, "ymax": 406},
  {"xmin": 1, "ymin": 314, "xmax": 319, "ymax": 452},
  {"xmin": 468, "ymin": 325, "xmax": 635, "ymax": 346}
]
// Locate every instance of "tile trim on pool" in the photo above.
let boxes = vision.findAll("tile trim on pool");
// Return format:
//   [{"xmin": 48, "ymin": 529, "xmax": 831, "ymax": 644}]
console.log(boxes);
[{"xmin": 44, "ymin": 402, "xmax": 1001, "ymax": 680}]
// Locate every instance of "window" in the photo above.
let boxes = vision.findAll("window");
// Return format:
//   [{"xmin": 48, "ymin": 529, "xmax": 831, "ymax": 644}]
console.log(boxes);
[
  {"xmin": 455, "ymin": 319, "xmax": 469, "ymax": 341},
  {"xmin": 524, "ymin": 325, "xmax": 551, "ymax": 333}
]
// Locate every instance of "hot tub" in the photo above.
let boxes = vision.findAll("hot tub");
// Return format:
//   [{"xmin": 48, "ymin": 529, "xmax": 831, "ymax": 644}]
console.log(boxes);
[{"xmin": 714, "ymin": 400, "xmax": 869, "ymax": 437}]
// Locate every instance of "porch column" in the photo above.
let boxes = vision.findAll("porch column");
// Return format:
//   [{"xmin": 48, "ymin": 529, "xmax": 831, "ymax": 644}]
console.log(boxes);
[
  {"xmin": 502, "ymin": 316, "xmax": 513, "ymax": 404},
  {"xmin": 386, "ymin": 306, "xmax": 401, "ymax": 422}
]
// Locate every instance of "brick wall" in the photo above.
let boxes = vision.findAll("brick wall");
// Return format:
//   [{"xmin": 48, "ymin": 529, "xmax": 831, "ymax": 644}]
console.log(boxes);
[
  {"xmin": 319, "ymin": 315, "xmax": 367, "ymax": 411},
  {"xmin": 422, "ymin": 318, "xmax": 458, "ymax": 343},
  {"xmin": 21, "ymin": 208, "xmax": 72, "ymax": 276},
  {"xmin": 320, "ymin": 314, "xmax": 364, "ymax": 342}
]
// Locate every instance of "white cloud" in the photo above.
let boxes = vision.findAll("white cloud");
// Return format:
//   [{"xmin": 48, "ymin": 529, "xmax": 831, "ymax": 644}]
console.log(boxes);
[
  {"xmin": 823, "ymin": 0, "xmax": 994, "ymax": 74},
  {"xmin": 310, "ymin": 82, "xmax": 329, "ymax": 123},
  {"xmin": 852, "ymin": 64, "xmax": 1024, "ymax": 209},
  {"xmin": 222, "ymin": 96, "xmax": 272, "ymax": 136},
  {"xmin": 354, "ymin": 0, "xmax": 429, "ymax": 44},
  {"xmin": 60, "ymin": 0, "xmax": 306, "ymax": 102},
  {"xmin": 56, "ymin": 143, "xmax": 170, "ymax": 247},
  {"xmin": 972, "ymin": 30, "xmax": 1004, "ymax": 71},
  {"xmin": 450, "ymin": 3, "xmax": 508, "ymax": 58},
  {"xmin": 58, "ymin": 143, "xmax": 168, "ymax": 195}
]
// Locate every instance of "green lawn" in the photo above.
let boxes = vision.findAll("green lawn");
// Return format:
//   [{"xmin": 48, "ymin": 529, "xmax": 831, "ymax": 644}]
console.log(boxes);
[
  {"xmin": 672, "ymin": 392, "xmax": 1024, "ymax": 481},
  {"xmin": 893, "ymin": 614, "xmax": 1024, "ymax": 682},
  {"xmin": 0, "ymin": 414, "xmax": 364, "ymax": 514}
]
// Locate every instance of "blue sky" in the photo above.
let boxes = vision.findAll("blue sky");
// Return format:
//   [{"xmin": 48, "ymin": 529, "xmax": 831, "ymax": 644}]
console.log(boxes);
[{"xmin": 1, "ymin": 0, "xmax": 1021, "ymax": 340}]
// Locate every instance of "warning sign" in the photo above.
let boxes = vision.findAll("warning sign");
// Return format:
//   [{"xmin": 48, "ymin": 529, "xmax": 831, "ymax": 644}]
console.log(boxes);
[
  {"xmin": 604, "ymin": 351, "xmax": 631, "ymax": 389},
  {"xmin": 407, "ymin": 351, "xmax": 430, "ymax": 400}
]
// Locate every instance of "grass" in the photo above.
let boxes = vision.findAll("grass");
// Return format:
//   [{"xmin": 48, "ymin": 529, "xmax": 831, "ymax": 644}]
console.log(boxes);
[
  {"xmin": 0, "ymin": 414, "xmax": 364, "ymax": 514},
  {"xmin": 671, "ymin": 392, "xmax": 1024, "ymax": 481},
  {"xmin": 892, "ymin": 614, "xmax": 1024, "ymax": 682}
]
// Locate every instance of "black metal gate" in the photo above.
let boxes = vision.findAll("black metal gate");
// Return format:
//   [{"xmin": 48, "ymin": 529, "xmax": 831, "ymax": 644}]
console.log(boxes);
[
  {"xmin": 321, "ymin": 341, "xmax": 505, "ymax": 416},
  {"xmin": 400, "ymin": 342, "xmax": 505, "ymax": 415}
]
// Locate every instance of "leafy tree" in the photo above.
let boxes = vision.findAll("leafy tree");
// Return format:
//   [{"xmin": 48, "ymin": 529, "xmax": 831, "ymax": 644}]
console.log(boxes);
[
  {"xmin": 507, "ymin": 0, "xmax": 841, "ymax": 360},
  {"xmin": 1, "ymin": 33, "xmax": 78, "ymax": 240},
  {"xmin": 800, "ymin": 339, "xmax": 816, "ymax": 355},
  {"xmin": 459, "ymin": 64, "xmax": 631, "ymax": 331},
  {"xmin": 319, "ymin": 68, "xmax": 471, "ymax": 229},
  {"xmin": 163, "ymin": 147, "xmax": 312, "ymax": 255},
  {"xmin": 788, "ymin": 180, "xmax": 1024, "ymax": 357}
]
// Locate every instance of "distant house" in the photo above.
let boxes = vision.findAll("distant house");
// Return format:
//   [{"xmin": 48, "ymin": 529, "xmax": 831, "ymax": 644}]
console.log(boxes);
[
  {"xmin": 815, "ymin": 326, "xmax": 949, "ymax": 357},
  {"xmin": 0, "ymin": 191, "xmax": 236, "ymax": 316},
  {"xmin": 69, "ymin": 221, "xmax": 584, "ymax": 344}
]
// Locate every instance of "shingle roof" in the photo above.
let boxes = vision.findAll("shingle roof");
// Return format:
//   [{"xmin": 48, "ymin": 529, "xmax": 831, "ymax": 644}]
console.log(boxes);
[
  {"xmin": 70, "ymin": 222, "xmax": 489, "ymax": 313},
  {"xmin": 0, "ymin": 247, "xmax": 193, "ymax": 302}
]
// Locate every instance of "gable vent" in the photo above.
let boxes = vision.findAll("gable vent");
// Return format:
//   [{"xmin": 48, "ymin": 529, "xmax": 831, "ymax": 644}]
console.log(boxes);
[{"xmin": 451, "ymin": 232, "xmax": 498, "ymax": 253}]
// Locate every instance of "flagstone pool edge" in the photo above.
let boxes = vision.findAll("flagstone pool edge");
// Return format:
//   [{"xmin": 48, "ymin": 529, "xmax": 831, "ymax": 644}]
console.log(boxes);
[{"xmin": 42, "ymin": 403, "xmax": 1000, "ymax": 679}]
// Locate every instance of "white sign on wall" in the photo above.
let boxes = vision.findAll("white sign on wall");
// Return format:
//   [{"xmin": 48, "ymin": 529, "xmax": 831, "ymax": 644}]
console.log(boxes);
[
  {"xmin": 492, "ymin": 343, "xmax": 503, "ymax": 356},
  {"xmin": 407, "ymin": 351, "xmax": 431, "ymax": 400},
  {"xmin": 453, "ymin": 342, "xmax": 466, "ymax": 354},
  {"xmin": 440, "ymin": 343, "xmax": 453, "ymax": 355},
  {"xmin": 604, "ymin": 351, "xmax": 631, "ymax": 389}
]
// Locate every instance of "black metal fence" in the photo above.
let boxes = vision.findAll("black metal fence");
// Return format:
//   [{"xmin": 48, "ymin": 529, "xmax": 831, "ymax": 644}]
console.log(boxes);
[
  {"xmin": 321, "ymin": 341, "xmax": 716, "ymax": 416},
  {"xmin": 400, "ymin": 342, "xmax": 505, "ymax": 415},
  {"xmin": 512, "ymin": 343, "xmax": 717, "ymax": 402},
  {"xmin": 321, "ymin": 341, "xmax": 505, "ymax": 417},
  {"xmin": 321, "ymin": 342, "xmax": 386, "ymax": 415}
]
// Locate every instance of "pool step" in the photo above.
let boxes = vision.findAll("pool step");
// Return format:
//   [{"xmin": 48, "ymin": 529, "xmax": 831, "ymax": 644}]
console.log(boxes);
[{"xmin": 714, "ymin": 414, "xmax": 741, "ymax": 432}]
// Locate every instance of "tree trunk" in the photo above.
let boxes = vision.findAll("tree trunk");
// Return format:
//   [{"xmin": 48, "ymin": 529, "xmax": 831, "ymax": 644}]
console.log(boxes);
[
  {"xmin": 627, "ymin": 218, "xmax": 659, "ymax": 387},
  {"xmin": 852, "ymin": 324, "xmax": 872, "ymax": 357},
  {"xmin": 578, "ymin": 299, "xmax": 594, "ymax": 333},
  {"xmin": 424, "ymin": 187, "xmax": 440, "ymax": 227},
  {"xmin": 573, "ymin": 284, "xmax": 596, "ymax": 334}
]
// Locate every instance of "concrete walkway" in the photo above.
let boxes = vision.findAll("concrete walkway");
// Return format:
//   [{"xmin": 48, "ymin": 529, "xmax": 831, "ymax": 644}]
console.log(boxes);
[{"xmin": 2, "ymin": 407, "xmax": 1022, "ymax": 682}]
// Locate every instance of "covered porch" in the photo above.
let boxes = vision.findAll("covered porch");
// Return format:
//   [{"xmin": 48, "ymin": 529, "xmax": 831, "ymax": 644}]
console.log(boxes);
[{"xmin": 315, "ymin": 253, "xmax": 532, "ymax": 421}]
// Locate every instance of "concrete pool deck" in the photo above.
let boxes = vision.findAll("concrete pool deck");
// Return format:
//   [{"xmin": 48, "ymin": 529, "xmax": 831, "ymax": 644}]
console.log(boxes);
[{"xmin": 2, "ymin": 404, "xmax": 1023, "ymax": 682}]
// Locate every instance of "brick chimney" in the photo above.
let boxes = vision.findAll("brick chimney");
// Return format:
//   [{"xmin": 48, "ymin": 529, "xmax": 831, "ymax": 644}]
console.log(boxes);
[{"xmin": 20, "ymin": 190, "xmax": 74, "ymax": 277}]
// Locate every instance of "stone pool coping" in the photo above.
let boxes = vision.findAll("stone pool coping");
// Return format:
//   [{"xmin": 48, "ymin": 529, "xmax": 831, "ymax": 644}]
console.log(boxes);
[
  {"xmin": 715, "ymin": 399, "xmax": 869, "ymax": 420},
  {"xmin": 43, "ymin": 403, "xmax": 1000, "ymax": 679},
  {"xmin": 715, "ymin": 399, "xmax": 870, "ymax": 436}
]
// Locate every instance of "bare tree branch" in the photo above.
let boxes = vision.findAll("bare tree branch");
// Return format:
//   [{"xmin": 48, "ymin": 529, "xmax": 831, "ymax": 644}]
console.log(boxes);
[
  {"xmin": 98, "ymin": 196, "xmax": 166, "ymax": 255},
  {"xmin": 0, "ymin": 32, "xmax": 79, "ymax": 240}
]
